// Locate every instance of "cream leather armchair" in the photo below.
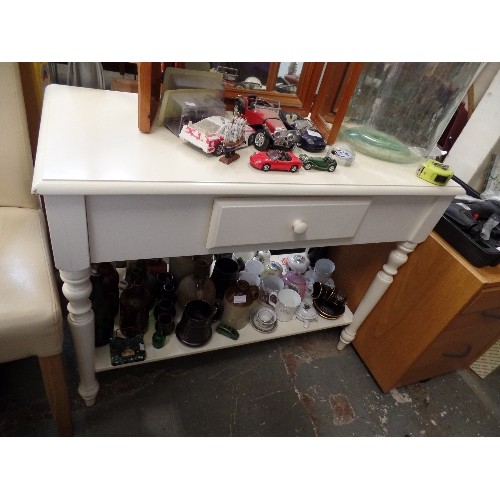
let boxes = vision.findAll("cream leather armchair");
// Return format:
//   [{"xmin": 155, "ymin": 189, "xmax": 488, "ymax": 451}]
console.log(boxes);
[{"xmin": 0, "ymin": 63, "xmax": 72, "ymax": 436}]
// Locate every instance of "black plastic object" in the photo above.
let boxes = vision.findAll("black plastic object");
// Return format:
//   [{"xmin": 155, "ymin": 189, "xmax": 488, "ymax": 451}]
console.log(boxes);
[{"xmin": 434, "ymin": 179, "xmax": 500, "ymax": 267}]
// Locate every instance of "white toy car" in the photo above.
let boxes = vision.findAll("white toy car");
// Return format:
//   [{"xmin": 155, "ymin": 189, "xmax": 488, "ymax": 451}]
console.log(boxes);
[{"xmin": 179, "ymin": 116, "xmax": 256, "ymax": 156}]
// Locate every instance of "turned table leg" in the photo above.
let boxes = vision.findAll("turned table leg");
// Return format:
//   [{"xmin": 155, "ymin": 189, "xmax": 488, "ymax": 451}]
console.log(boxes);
[
  {"xmin": 60, "ymin": 268, "xmax": 99, "ymax": 406},
  {"xmin": 337, "ymin": 241, "xmax": 417, "ymax": 351}
]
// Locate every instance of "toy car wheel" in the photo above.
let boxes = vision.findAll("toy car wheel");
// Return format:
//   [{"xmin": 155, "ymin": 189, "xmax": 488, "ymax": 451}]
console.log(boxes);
[
  {"xmin": 328, "ymin": 164, "xmax": 336, "ymax": 172},
  {"xmin": 214, "ymin": 143, "xmax": 225, "ymax": 156},
  {"xmin": 254, "ymin": 132, "xmax": 270, "ymax": 151},
  {"xmin": 247, "ymin": 133, "xmax": 256, "ymax": 146},
  {"xmin": 262, "ymin": 164, "xmax": 271, "ymax": 172},
  {"xmin": 290, "ymin": 165, "xmax": 298, "ymax": 172},
  {"xmin": 303, "ymin": 162, "xmax": 312, "ymax": 170}
]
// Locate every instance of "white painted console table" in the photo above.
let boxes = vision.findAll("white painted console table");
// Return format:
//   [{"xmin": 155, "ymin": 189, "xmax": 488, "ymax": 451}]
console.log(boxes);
[{"xmin": 32, "ymin": 85, "xmax": 464, "ymax": 406}]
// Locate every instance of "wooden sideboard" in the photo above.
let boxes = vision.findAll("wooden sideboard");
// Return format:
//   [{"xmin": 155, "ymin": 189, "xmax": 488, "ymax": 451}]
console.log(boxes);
[{"xmin": 329, "ymin": 232, "xmax": 500, "ymax": 391}]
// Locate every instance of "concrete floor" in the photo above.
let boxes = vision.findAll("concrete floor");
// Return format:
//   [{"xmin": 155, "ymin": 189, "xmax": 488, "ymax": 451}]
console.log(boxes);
[{"xmin": 1, "ymin": 321, "xmax": 499, "ymax": 437}]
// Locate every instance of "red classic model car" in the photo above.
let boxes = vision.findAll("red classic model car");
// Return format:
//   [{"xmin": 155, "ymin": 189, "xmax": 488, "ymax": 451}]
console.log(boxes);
[
  {"xmin": 249, "ymin": 150, "xmax": 303, "ymax": 172},
  {"xmin": 234, "ymin": 95, "xmax": 301, "ymax": 151}
]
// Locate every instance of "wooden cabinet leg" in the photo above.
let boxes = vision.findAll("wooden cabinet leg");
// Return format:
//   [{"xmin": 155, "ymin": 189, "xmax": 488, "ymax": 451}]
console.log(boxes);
[
  {"xmin": 60, "ymin": 269, "xmax": 99, "ymax": 406},
  {"xmin": 337, "ymin": 241, "xmax": 417, "ymax": 350},
  {"xmin": 39, "ymin": 354, "xmax": 73, "ymax": 437}
]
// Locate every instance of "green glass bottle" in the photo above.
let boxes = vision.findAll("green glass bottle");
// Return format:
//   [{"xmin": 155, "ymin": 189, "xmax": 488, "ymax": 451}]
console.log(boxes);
[{"xmin": 152, "ymin": 312, "xmax": 174, "ymax": 349}]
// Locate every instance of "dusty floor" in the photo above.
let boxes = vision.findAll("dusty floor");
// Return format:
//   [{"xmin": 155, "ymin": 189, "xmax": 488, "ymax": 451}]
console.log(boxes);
[{"xmin": 1, "ymin": 324, "xmax": 498, "ymax": 437}]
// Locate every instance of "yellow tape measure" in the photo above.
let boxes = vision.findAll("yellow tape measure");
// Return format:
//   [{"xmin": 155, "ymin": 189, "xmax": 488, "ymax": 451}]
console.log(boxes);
[{"xmin": 416, "ymin": 159, "xmax": 454, "ymax": 186}]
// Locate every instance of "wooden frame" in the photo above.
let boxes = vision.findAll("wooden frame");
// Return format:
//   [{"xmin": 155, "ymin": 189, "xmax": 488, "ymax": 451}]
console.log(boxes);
[
  {"xmin": 310, "ymin": 62, "xmax": 365, "ymax": 145},
  {"xmin": 222, "ymin": 62, "xmax": 325, "ymax": 115},
  {"xmin": 138, "ymin": 62, "xmax": 161, "ymax": 133},
  {"xmin": 137, "ymin": 62, "xmax": 363, "ymax": 140}
]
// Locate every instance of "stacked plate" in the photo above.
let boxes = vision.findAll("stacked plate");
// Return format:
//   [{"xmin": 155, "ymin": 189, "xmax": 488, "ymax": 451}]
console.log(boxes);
[{"xmin": 313, "ymin": 299, "xmax": 345, "ymax": 320}]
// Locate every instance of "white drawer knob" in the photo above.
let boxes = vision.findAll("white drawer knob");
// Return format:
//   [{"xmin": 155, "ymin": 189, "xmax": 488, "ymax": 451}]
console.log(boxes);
[{"xmin": 292, "ymin": 219, "xmax": 308, "ymax": 235}]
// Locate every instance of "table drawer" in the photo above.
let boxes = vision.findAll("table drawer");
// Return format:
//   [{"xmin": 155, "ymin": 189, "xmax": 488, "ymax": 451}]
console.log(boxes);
[{"xmin": 206, "ymin": 197, "xmax": 370, "ymax": 249}]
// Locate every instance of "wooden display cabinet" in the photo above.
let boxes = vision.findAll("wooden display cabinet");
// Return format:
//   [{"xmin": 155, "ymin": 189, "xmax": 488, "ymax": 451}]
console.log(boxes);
[{"xmin": 328, "ymin": 232, "xmax": 500, "ymax": 392}]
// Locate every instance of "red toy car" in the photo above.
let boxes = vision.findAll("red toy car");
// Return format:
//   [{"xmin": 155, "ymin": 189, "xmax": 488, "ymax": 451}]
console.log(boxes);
[
  {"xmin": 234, "ymin": 95, "xmax": 301, "ymax": 151},
  {"xmin": 250, "ymin": 150, "xmax": 302, "ymax": 172}
]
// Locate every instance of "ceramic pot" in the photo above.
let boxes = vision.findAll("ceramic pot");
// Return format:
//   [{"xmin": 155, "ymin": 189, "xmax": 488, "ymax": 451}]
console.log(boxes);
[
  {"xmin": 211, "ymin": 257, "xmax": 239, "ymax": 300},
  {"xmin": 288, "ymin": 254, "xmax": 310, "ymax": 274},
  {"xmin": 220, "ymin": 280, "xmax": 256, "ymax": 330},
  {"xmin": 295, "ymin": 302, "xmax": 318, "ymax": 329},
  {"xmin": 175, "ymin": 300, "xmax": 216, "ymax": 347}
]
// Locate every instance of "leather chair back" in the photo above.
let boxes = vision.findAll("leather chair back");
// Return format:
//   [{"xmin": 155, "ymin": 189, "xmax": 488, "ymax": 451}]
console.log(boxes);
[{"xmin": 0, "ymin": 63, "xmax": 39, "ymax": 209}]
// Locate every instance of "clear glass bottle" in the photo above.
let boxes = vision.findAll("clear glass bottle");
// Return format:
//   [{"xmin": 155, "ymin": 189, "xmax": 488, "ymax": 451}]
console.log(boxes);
[
  {"xmin": 176, "ymin": 255, "xmax": 216, "ymax": 309},
  {"xmin": 339, "ymin": 62, "xmax": 483, "ymax": 163},
  {"xmin": 220, "ymin": 280, "xmax": 254, "ymax": 331}
]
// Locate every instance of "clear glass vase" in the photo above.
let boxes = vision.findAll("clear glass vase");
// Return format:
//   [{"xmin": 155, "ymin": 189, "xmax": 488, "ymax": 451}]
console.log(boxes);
[
  {"xmin": 339, "ymin": 62, "xmax": 484, "ymax": 163},
  {"xmin": 176, "ymin": 256, "xmax": 216, "ymax": 309}
]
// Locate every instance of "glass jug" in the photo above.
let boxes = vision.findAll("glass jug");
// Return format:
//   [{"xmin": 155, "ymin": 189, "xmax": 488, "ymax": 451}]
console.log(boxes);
[{"xmin": 339, "ymin": 62, "xmax": 483, "ymax": 163}]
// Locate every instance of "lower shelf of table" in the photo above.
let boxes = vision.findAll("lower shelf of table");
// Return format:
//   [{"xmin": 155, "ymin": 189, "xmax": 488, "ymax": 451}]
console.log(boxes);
[{"xmin": 94, "ymin": 306, "xmax": 353, "ymax": 372}]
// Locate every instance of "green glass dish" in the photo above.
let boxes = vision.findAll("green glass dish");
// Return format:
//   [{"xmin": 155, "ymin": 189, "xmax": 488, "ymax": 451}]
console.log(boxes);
[{"xmin": 339, "ymin": 126, "xmax": 420, "ymax": 164}]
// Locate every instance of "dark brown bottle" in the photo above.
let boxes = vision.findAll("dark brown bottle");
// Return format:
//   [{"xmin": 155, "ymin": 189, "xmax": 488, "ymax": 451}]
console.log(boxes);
[
  {"xmin": 90, "ymin": 262, "xmax": 119, "ymax": 347},
  {"xmin": 126, "ymin": 259, "xmax": 156, "ymax": 311},
  {"xmin": 146, "ymin": 258, "xmax": 168, "ymax": 276},
  {"xmin": 119, "ymin": 268, "xmax": 150, "ymax": 338}
]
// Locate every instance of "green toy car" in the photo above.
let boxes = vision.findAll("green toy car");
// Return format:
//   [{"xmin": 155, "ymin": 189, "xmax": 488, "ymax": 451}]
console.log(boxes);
[{"xmin": 299, "ymin": 153, "xmax": 337, "ymax": 172}]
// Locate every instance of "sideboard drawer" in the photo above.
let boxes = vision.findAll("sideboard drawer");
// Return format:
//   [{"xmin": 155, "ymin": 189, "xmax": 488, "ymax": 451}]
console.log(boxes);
[
  {"xmin": 461, "ymin": 286, "xmax": 500, "ymax": 315},
  {"xmin": 397, "ymin": 323, "xmax": 500, "ymax": 387},
  {"xmin": 206, "ymin": 197, "xmax": 371, "ymax": 249}
]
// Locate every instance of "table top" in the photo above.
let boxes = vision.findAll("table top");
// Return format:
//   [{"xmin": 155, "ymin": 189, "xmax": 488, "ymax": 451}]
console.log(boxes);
[{"xmin": 33, "ymin": 84, "xmax": 464, "ymax": 198}]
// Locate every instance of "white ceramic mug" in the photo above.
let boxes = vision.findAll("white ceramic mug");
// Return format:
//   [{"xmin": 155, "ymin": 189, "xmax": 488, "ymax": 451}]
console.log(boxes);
[
  {"xmin": 238, "ymin": 271, "xmax": 261, "ymax": 287},
  {"xmin": 245, "ymin": 259, "xmax": 265, "ymax": 276},
  {"xmin": 259, "ymin": 275, "xmax": 284, "ymax": 305},
  {"xmin": 269, "ymin": 288, "xmax": 301, "ymax": 322},
  {"xmin": 313, "ymin": 258, "xmax": 335, "ymax": 283}
]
